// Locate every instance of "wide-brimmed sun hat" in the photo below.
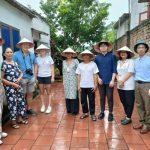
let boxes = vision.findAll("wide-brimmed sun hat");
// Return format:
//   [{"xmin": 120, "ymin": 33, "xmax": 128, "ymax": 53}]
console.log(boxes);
[
  {"xmin": 134, "ymin": 40, "xmax": 149, "ymax": 53},
  {"xmin": 16, "ymin": 38, "xmax": 34, "ymax": 48},
  {"xmin": 61, "ymin": 47, "xmax": 77, "ymax": 57},
  {"xmin": 36, "ymin": 44, "xmax": 50, "ymax": 53},
  {"xmin": 116, "ymin": 46, "xmax": 134, "ymax": 57},
  {"xmin": 94, "ymin": 41, "xmax": 112, "ymax": 53},
  {"xmin": 78, "ymin": 50, "xmax": 95, "ymax": 60},
  {"xmin": 0, "ymin": 38, "xmax": 5, "ymax": 46}
]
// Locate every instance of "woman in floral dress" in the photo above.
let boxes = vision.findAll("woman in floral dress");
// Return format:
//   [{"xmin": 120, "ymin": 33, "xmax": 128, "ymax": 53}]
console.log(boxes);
[
  {"xmin": 1, "ymin": 48, "xmax": 27, "ymax": 129},
  {"xmin": 61, "ymin": 48, "xmax": 79, "ymax": 115}
]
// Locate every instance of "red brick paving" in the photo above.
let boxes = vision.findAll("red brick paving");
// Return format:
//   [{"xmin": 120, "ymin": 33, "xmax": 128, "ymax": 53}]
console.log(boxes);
[{"xmin": 1, "ymin": 82, "xmax": 150, "ymax": 150}]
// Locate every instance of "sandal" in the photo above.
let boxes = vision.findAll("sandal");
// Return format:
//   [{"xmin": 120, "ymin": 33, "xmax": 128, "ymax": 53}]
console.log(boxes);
[
  {"xmin": 91, "ymin": 115, "xmax": 97, "ymax": 121},
  {"xmin": 11, "ymin": 120, "xmax": 20, "ymax": 129},
  {"xmin": 17, "ymin": 119, "xmax": 28, "ymax": 124},
  {"xmin": 80, "ymin": 113, "xmax": 88, "ymax": 119},
  {"xmin": 22, "ymin": 120, "xmax": 28, "ymax": 124},
  {"xmin": 12, "ymin": 124, "xmax": 20, "ymax": 129}
]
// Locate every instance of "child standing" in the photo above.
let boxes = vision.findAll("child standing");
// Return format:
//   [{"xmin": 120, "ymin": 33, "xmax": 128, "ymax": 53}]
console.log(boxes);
[{"xmin": 76, "ymin": 50, "xmax": 98, "ymax": 121}]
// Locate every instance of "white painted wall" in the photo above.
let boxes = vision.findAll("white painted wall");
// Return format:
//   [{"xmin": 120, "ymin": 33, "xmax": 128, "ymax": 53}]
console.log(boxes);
[
  {"xmin": 116, "ymin": 19, "xmax": 129, "ymax": 38},
  {"xmin": 0, "ymin": 0, "xmax": 33, "ymax": 63},
  {"xmin": 16, "ymin": 0, "xmax": 47, "ymax": 15},
  {"xmin": 0, "ymin": 0, "xmax": 50, "ymax": 62},
  {"xmin": 130, "ymin": 0, "xmax": 148, "ymax": 30},
  {"xmin": 32, "ymin": 17, "xmax": 50, "ymax": 45},
  {"xmin": 0, "ymin": 0, "xmax": 33, "ymax": 41}
]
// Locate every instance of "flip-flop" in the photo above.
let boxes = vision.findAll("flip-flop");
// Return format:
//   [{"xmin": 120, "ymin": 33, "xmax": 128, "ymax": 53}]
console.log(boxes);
[
  {"xmin": 12, "ymin": 124, "xmax": 20, "ymax": 129},
  {"xmin": 80, "ymin": 114, "xmax": 88, "ymax": 119},
  {"xmin": 17, "ymin": 120, "xmax": 28, "ymax": 124}
]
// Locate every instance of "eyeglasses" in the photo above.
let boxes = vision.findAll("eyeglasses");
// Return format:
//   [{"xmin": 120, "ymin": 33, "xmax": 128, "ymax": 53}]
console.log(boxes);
[{"xmin": 137, "ymin": 46, "xmax": 146, "ymax": 49}]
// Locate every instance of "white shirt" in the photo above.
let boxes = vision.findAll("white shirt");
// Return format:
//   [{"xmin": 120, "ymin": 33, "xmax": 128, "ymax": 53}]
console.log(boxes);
[
  {"xmin": 117, "ymin": 59, "xmax": 135, "ymax": 90},
  {"xmin": 76, "ymin": 61, "xmax": 99, "ymax": 88},
  {"xmin": 36, "ymin": 56, "xmax": 54, "ymax": 77}
]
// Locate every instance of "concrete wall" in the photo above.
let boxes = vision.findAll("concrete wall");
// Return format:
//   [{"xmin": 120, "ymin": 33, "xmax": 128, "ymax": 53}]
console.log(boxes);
[
  {"xmin": 130, "ymin": 0, "xmax": 148, "ymax": 30},
  {"xmin": 32, "ymin": 17, "xmax": 50, "ymax": 46},
  {"xmin": 0, "ymin": 0, "xmax": 33, "ymax": 64},
  {"xmin": 116, "ymin": 19, "xmax": 129, "ymax": 38},
  {"xmin": 0, "ymin": 0, "xmax": 33, "ymax": 40}
]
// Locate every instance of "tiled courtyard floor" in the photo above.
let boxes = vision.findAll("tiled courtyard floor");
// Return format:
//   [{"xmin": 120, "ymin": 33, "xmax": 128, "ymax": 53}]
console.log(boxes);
[{"xmin": 1, "ymin": 82, "xmax": 150, "ymax": 150}]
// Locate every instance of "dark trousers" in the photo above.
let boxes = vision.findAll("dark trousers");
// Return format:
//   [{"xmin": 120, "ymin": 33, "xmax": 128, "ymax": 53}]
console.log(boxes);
[
  {"xmin": 81, "ymin": 88, "xmax": 95, "ymax": 115},
  {"xmin": 118, "ymin": 89, "xmax": 135, "ymax": 118},
  {"xmin": 98, "ymin": 84, "xmax": 114, "ymax": 113},
  {"xmin": 66, "ymin": 98, "xmax": 79, "ymax": 114}
]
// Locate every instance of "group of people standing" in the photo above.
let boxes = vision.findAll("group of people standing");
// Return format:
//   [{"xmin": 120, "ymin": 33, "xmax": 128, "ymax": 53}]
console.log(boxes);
[
  {"xmin": 62, "ymin": 40, "xmax": 150, "ymax": 134},
  {"xmin": 0, "ymin": 37, "xmax": 54, "ymax": 144},
  {"xmin": 0, "ymin": 37, "xmax": 150, "ymax": 145}
]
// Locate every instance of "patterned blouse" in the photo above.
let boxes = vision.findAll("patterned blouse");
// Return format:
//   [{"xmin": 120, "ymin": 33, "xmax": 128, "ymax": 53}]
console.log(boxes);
[
  {"xmin": 1, "ymin": 61, "xmax": 21, "ymax": 87},
  {"xmin": 63, "ymin": 59, "xmax": 79, "ymax": 99}
]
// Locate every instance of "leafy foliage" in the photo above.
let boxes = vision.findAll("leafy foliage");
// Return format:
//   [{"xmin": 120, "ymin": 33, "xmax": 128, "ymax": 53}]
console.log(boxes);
[{"xmin": 40, "ymin": 0, "xmax": 111, "ymax": 51}]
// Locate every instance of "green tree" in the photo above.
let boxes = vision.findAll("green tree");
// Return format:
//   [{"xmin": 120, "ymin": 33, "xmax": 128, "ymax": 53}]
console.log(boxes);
[
  {"xmin": 103, "ymin": 22, "xmax": 116, "ymax": 43},
  {"xmin": 40, "ymin": 0, "xmax": 111, "ymax": 51}
]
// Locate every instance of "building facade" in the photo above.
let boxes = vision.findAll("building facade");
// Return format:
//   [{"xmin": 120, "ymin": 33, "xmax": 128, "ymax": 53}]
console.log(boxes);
[
  {"xmin": 114, "ymin": 0, "xmax": 150, "ymax": 52},
  {"xmin": 0, "ymin": 0, "xmax": 50, "ymax": 64}
]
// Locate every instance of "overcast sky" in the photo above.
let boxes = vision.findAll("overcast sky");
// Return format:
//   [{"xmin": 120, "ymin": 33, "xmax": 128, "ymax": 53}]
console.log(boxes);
[
  {"xmin": 102, "ymin": 0, "xmax": 129, "ymax": 24},
  {"xmin": 17, "ymin": 0, "xmax": 128, "ymax": 24}
]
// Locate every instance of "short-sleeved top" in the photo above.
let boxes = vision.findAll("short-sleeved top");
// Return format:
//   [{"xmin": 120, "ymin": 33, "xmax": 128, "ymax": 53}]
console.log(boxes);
[
  {"xmin": 134, "ymin": 55, "xmax": 150, "ymax": 82},
  {"xmin": 76, "ymin": 61, "xmax": 99, "ymax": 88},
  {"xmin": 95, "ymin": 52, "xmax": 117, "ymax": 84},
  {"xmin": 13, "ymin": 50, "xmax": 36, "ymax": 79},
  {"xmin": 1, "ymin": 61, "xmax": 21, "ymax": 83},
  {"xmin": 36, "ymin": 56, "xmax": 54, "ymax": 77},
  {"xmin": 117, "ymin": 59, "xmax": 135, "ymax": 90}
]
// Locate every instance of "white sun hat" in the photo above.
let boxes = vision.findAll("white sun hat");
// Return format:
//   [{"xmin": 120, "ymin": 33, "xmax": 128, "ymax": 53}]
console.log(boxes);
[
  {"xmin": 116, "ymin": 46, "xmax": 134, "ymax": 57},
  {"xmin": 36, "ymin": 44, "xmax": 50, "ymax": 53},
  {"xmin": 78, "ymin": 50, "xmax": 95, "ymax": 60},
  {"xmin": 16, "ymin": 38, "xmax": 34, "ymax": 48},
  {"xmin": 61, "ymin": 47, "xmax": 77, "ymax": 57}
]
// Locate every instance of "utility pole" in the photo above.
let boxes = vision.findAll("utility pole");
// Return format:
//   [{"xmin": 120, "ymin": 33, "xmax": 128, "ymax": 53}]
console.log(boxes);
[{"xmin": 128, "ymin": 0, "xmax": 131, "ymax": 47}]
